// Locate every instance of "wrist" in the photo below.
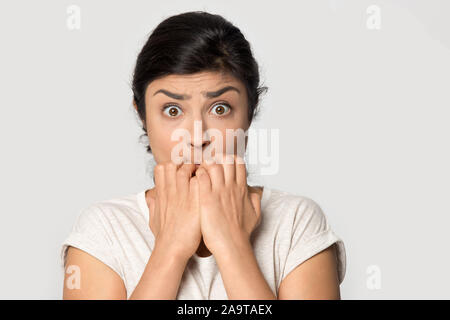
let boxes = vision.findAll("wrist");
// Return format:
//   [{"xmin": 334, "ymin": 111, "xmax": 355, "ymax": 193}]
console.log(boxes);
[
  {"xmin": 211, "ymin": 230, "xmax": 252, "ymax": 260},
  {"xmin": 153, "ymin": 236, "xmax": 192, "ymax": 264}
]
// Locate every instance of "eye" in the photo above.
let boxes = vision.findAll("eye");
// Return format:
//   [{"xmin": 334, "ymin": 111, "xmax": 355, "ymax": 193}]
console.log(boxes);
[
  {"xmin": 211, "ymin": 103, "xmax": 231, "ymax": 116},
  {"xmin": 162, "ymin": 104, "xmax": 183, "ymax": 118}
]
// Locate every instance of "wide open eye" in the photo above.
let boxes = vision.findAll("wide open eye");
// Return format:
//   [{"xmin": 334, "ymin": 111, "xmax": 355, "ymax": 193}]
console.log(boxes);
[
  {"xmin": 211, "ymin": 103, "xmax": 231, "ymax": 116},
  {"xmin": 162, "ymin": 105, "xmax": 183, "ymax": 118}
]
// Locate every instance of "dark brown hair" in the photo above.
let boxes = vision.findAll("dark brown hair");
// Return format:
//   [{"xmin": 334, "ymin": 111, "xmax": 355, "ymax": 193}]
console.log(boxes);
[{"xmin": 131, "ymin": 11, "xmax": 268, "ymax": 154}]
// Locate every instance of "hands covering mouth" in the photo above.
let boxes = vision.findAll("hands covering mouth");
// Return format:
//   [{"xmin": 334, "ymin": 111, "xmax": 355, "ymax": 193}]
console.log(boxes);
[{"xmin": 149, "ymin": 153, "xmax": 262, "ymax": 262}]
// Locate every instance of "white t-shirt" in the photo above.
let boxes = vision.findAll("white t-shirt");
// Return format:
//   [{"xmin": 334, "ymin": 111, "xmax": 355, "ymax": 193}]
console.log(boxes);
[{"xmin": 60, "ymin": 186, "xmax": 346, "ymax": 299}]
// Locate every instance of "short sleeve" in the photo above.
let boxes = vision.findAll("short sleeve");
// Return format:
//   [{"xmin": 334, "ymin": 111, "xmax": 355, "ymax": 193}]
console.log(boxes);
[
  {"xmin": 282, "ymin": 198, "xmax": 346, "ymax": 285},
  {"xmin": 59, "ymin": 205, "xmax": 123, "ymax": 278}
]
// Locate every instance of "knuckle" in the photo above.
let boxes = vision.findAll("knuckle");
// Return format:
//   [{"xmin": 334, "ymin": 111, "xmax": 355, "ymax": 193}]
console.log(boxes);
[
  {"xmin": 178, "ymin": 167, "xmax": 191, "ymax": 179},
  {"xmin": 237, "ymin": 184, "xmax": 247, "ymax": 195},
  {"xmin": 190, "ymin": 176, "xmax": 198, "ymax": 187},
  {"xmin": 167, "ymin": 162, "xmax": 176, "ymax": 170},
  {"xmin": 154, "ymin": 164, "xmax": 164, "ymax": 173}
]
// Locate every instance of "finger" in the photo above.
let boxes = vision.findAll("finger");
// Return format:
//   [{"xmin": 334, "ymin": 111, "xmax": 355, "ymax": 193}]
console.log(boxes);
[
  {"xmin": 154, "ymin": 172, "xmax": 168, "ymax": 217},
  {"xmin": 189, "ymin": 175, "xmax": 200, "ymax": 212},
  {"xmin": 154, "ymin": 164, "xmax": 166, "ymax": 197},
  {"xmin": 149, "ymin": 195, "xmax": 160, "ymax": 237},
  {"xmin": 195, "ymin": 167, "xmax": 212, "ymax": 194},
  {"xmin": 149, "ymin": 195, "xmax": 155, "ymax": 219},
  {"xmin": 203, "ymin": 151, "xmax": 227, "ymax": 191},
  {"xmin": 149, "ymin": 195, "xmax": 156, "ymax": 225},
  {"xmin": 202, "ymin": 162, "xmax": 225, "ymax": 192},
  {"xmin": 164, "ymin": 161, "xmax": 177, "ymax": 194},
  {"xmin": 177, "ymin": 162, "xmax": 196, "ymax": 194},
  {"xmin": 235, "ymin": 155, "xmax": 247, "ymax": 186},
  {"xmin": 222, "ymin": 153, "xmax": 236, "ymax": 186}
]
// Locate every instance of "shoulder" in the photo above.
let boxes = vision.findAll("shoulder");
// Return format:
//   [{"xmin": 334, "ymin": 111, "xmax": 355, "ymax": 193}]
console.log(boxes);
[
  {"xmin": 72, "ymin": 191, "xmax": 145, "ymax": 233},
  {"xmin": 263, "ymin": 188, "xmax": 346, "ymax": 285},
  {"xmin": 262, "ymin": 187, "xmax": 331, "ymax": 237},
  {"xmin": 264, "ymin": 187, "xmax": 324, "ymax": 218},
  {"xmin": 61, "ymin": 191, "xmax": 145, "ymax": 271}
]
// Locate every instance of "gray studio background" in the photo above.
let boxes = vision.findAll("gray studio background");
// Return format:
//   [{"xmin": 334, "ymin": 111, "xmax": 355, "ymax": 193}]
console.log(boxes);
[{"xmin": 0, "ymin": 0, "xmax": 449, "ymax": 299}]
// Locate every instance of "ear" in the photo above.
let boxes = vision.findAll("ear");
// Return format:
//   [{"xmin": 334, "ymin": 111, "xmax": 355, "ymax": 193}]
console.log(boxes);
[{"xmin": 134, "ymin": 100, "xmax": 148, "ymax": 131}]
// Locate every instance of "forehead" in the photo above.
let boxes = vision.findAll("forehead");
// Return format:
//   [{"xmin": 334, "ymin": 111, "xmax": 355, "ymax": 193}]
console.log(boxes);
[{"xmin": 147, "ymin": 71, "xmax": 243, "ymax": 93}]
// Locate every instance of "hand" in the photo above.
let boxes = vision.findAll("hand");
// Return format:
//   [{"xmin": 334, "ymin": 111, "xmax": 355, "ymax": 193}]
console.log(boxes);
[
  {"xmin": 149, "ymin": 161, "xmax": 201, "ymax": 261},
  {"xmin": 195, "ymin": 154, "xmax": 262, "ymax": 255}
]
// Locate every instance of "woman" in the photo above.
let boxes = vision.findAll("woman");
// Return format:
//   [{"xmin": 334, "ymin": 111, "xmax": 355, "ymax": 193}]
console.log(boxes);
[{"xmin": 60, "ymin": 11, "xmax": 346, "ymax": 300}]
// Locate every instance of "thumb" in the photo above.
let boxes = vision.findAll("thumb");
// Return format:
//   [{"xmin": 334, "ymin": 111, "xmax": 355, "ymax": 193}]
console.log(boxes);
[
  {"xmin": 148, "ymin": 196, "xmax": 158, "ymax": 237},
  {"xmin": 149, "ymin": 196, "xmax": 155, "ymax": 219},
  {"xmin": 249, "ymin": 191, "xmax": 262, "ymax": 221},
  {"xmin": 189, "ymin": 176, "xmax": 200, "ymax": 210}
]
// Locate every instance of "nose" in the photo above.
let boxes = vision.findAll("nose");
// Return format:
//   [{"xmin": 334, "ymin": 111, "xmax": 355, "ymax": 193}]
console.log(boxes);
[
  {"xmin": 190, "ymin": 134, "xmax": 210, "ymax": 161},
  {"xmin": 187, "ymin": 118, "xmax": 210, "ymax": 146},
  {"xmin": 186, "ymin": 119, "xmax": 211, "ymax": 163},
  {"xmin": 190, "ymin": 139, "xmax": 209, "ymax": 149}
]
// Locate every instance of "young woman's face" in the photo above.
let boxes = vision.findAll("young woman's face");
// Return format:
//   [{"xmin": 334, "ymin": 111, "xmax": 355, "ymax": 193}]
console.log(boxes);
[{"xmin": 141, "ymin": 71, "xmax": 250, "ymax": 165}]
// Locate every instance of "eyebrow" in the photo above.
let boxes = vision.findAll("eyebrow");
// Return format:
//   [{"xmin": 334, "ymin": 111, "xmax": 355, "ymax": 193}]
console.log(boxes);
[{"xmin": 153, "ymin": 86, "xmax": 240, "ymax": 100}]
